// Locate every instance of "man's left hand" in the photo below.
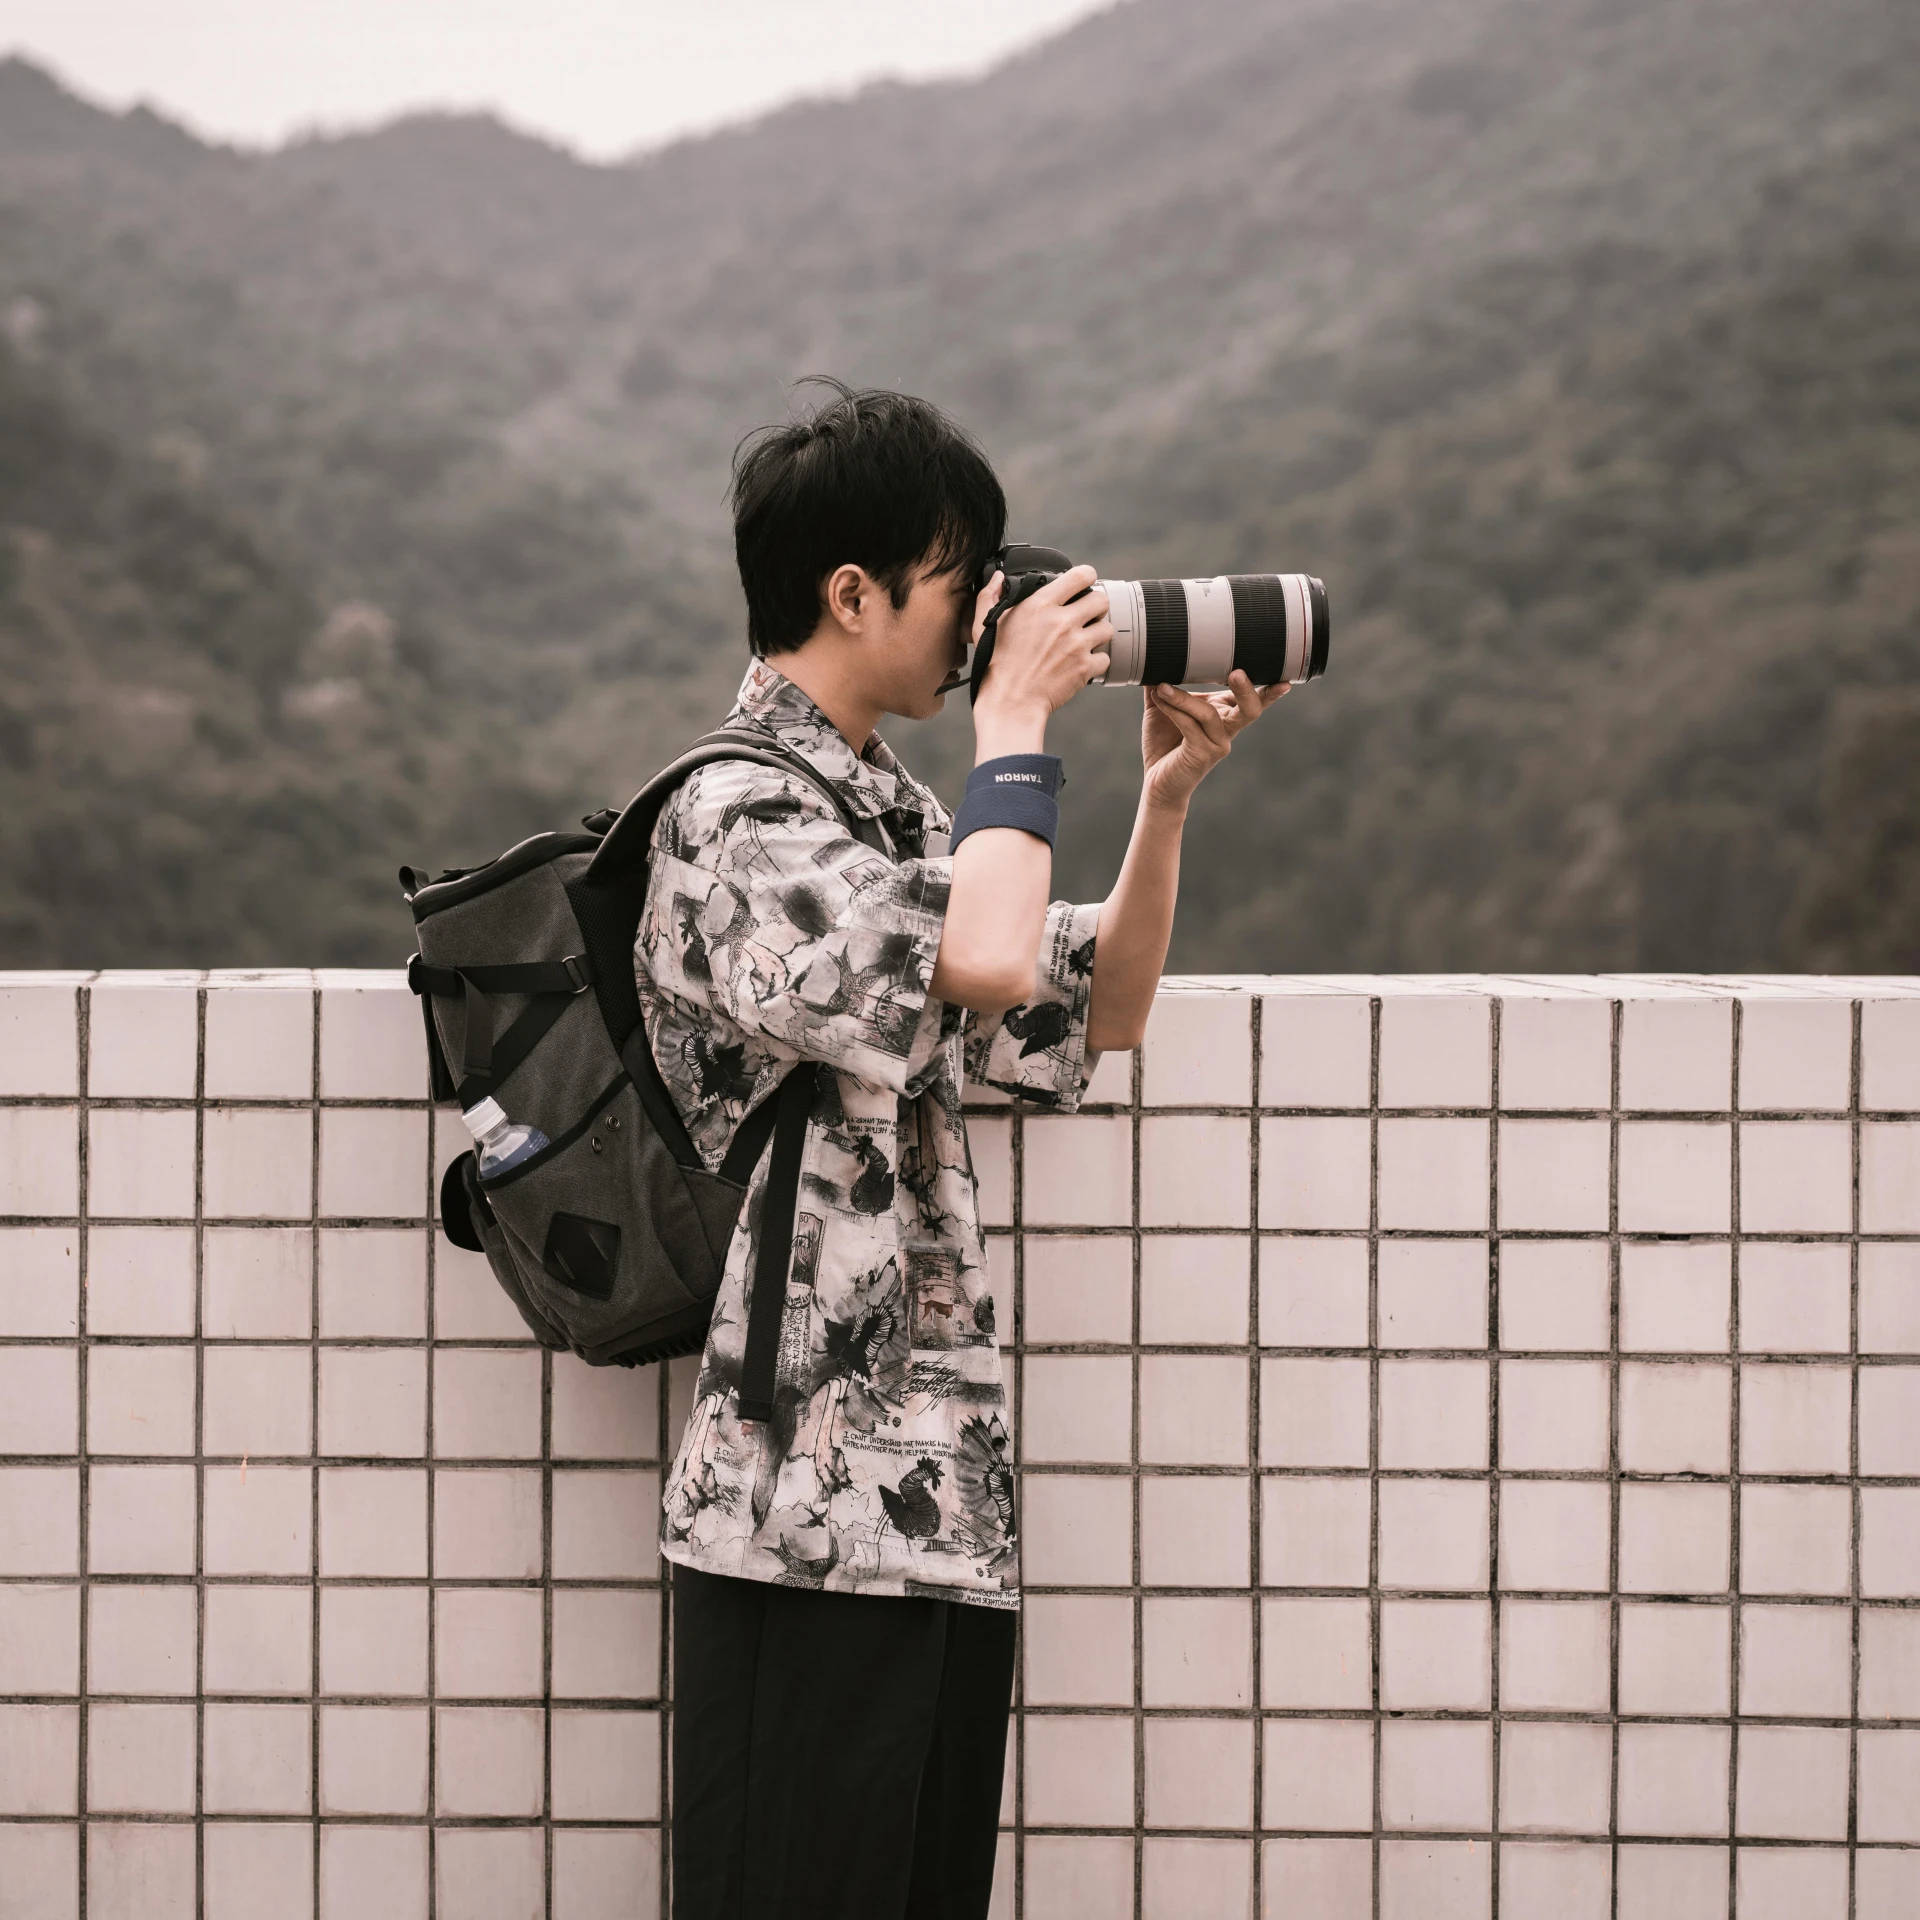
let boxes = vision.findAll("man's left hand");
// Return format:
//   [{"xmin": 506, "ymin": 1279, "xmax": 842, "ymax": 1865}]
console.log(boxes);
[{"xmin": 1139, "ymin": 670, "xmax": 1288, "ymax": 814}]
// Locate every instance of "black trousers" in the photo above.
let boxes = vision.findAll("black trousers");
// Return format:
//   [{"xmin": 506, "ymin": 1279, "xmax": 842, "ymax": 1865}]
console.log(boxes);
[{"xmin": 670, "ymin": 1564, "xmax": 1017, "ymax": 1920}]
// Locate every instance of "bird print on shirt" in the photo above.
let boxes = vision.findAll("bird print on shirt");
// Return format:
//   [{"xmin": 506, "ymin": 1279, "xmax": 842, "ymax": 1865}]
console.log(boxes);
[{"xmin": 879, "ymin": 1457, "xmax": 945, "ymax": 1541}]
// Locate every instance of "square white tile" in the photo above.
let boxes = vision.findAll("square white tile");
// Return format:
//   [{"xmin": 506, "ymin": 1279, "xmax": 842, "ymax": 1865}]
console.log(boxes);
[
  {"xmin": 1259, "ymin": 1235, "xmax": 1369, "ymax": 1347},
  {"xmin": 1260, "ymin": 1357, "xmax": 1371, "ymax": 1468},
  {"xmin": 1377, "ymin": 1478, "xmax": 1488, "ymax": 1591},
  {"xmin": 1741, "ymin": 1362, "xmax": 1851, "ymax": 1475},
  {"xmin": 1377, "ymin": 1118, "xmax": 1489, "ymax": 1230},
  {"xmin": 1377, "ymin": 1238, "xmax": 1486, "ymax": 1349},
  {"xmin": 1262, "ymin": 993, "xmax": 1371, "ymax": 1108},
  {"xmin": 1378, "ymin": 1358, "xmax": 1487, "ymax": 1468},
  {"xmin": 204, "ymin": 1107, "xmax": 314, "ymax": 1219},
  {"xmin": 87, "ymin": 1109, "xmax": 196, "ymax": 1220},
  {"xmin": 1024, "ymin": 1113, "xmax": 1130, "ymax": 1226},
  {"xmin": 1142, "ymin": 992, "xmax": 1249, "ymax": 1106},
  {"xmin": 1261, "ymin": 1476, "xmax": 1372, "ymax": 1588},
  {"xmin": 1620, "ymin": 996, "xmax": 1732, "ymax": 1111},
  {"xmin": 1496, "ymin": 1119, "xmax": 1610, "ymax": 1231},
  {"xmin": 1618, "ymin": 1122, "xmax": 1731, "ymax": 1233},
  {"xmin": 1378, "ymin": 1598, "xmax": 1490, "ymax": 1710},
  {"xmin": 204, "ymin": 976, "xmax": 314, "ymax": 1098},
  {"xmin": 1140, "ymin": 1114, "xmax": 1249, "ymax": 1226},
  {"xmin": 0, "ymin": 979, "xmax": 81, "ymax": 1095},
  {"xmin": 1861, "ymin": 1242, "xmax": 1920, "ymax": 1355},
  {"xmin": 1020, "ymin": 1472, "xmax": 1134, "ymax": 1587},
  {"xmin": 201, "ymin": 1226, "xmax": 312, "ymax": 1340},
  {"xmin": 1259, "ymin": 1117, "xmax": 1371, "ymax": 1228},
  {"xmin": 1499, "ymin": 994, "xmax": 1612, "ymax": 1112},
  {"xmin": 1738, "ymin": 1120, "xmax": 1852, "ymax": 1232},
  {"xmin": 1740, "ymin": 996, "xmax": 1851, "ymax": 1111},
  {"xmin": 1621, "ymin": 1241, "xmax": 1730, "ymax": 1351},
  {"xmin": 1023, "ymin": 1234, "xmax": 1132, "ymax": 1344},
  {"xmin": 1261, "ymin": 1595, "xmax": 1372, "ymax": 1707},
  {"xmin": 1862, "ymin": 1123, "xmax": 1920, "ymax": 1232},
  {"xmin": 87, "ymin": 977, "xmax": 199, "ymax": 1098},
  {"xmin": 317, "ymin": 975, "xmax": 427, "ymax": 1099},
  {"xmin": 1498, "ymin": 1481, "xmax": 1611, "ymax": 1593},
  {"xmin": 1378, "ymin": 995, "xmax": 1490, "ymax": 1109},
  {"xmin": 319, "ymin": 1108, "xmax": 429, "ymax": 1219},
  {"xmin": 1740, "ymin": 1242, "xmax": 1852, "ymax": 1353},
  {"xmin": 1500, "ymin": 1359, "xmax": 1609, "ymax": 1471},
  {"xmin": 1498, "ymin": 1240, "xmax": 1610, "ymax": 1353},
  {"xmin": 1140, "ymin": 1234, "xmax": 1248, "ymax": 1344},
  {"xmin": 0, "ymin": 1226, "xmax": 79, "ymax": 1336},
  {"xmin": 0, "ymin": 1109, "xmax": 78, "ymax": 1218},
  {"xmin": 1862, "ymin": 999, "xmax": 1920, "ymax": 1111}
]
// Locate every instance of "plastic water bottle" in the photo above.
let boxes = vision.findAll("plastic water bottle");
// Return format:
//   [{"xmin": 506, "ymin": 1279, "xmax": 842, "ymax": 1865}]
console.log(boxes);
[{"xmin": 464, "ymin": 1096, "xmax": 550, "ymax": 1181}]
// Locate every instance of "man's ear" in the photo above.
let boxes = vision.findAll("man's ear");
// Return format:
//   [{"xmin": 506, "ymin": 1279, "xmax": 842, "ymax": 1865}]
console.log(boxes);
[{"xmin": 821, "ymin": 563, "xmax": 868, "ymax": 635}]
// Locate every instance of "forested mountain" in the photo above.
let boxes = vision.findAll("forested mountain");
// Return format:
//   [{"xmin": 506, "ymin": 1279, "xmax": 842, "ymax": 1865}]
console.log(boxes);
[{"xmin": 1, "ymin": 0, "xmax": 1916, "ymax": 968}]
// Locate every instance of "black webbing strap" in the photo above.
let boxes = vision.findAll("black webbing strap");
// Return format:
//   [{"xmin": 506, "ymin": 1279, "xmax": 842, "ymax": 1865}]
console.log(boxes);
[
  {"xmin": 407, "ymin": 954, "xmax": 593, "ymax": 1098},
  {"xmin": 463, "ymin": 973, "xmax": 490, "ymax": 1079},
  {"xmin": 410, "ymin": 957, "xmax": 592, "ymax": 997},
  {"xmin": 619, "ymin": 1023, "xmax": 704, "ymax": 1171},
  {"xmin": 736, "ymin": 1060, "xmax": 816, "ymax": 1424},
  {"xmin": 455, "ymin": 991, "xmax": 576, "ymax": 1110}
]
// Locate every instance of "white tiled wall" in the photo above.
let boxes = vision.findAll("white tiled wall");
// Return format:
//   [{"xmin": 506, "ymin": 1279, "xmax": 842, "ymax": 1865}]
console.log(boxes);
[{"xmin": 2, "ymin": 971, "xmax": 1919, "ymax": 1919}]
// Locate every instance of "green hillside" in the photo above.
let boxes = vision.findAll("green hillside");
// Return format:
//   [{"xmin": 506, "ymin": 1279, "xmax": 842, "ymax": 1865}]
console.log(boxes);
[{"xmin": 0, "ymin": 0, "xmax": 1915, "ymax": 967}]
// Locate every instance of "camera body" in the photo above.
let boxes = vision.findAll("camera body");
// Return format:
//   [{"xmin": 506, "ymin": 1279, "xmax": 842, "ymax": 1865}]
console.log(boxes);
[{"xmin": 975, "ymin": 543, "xmax": 1330, "ymax": 690}]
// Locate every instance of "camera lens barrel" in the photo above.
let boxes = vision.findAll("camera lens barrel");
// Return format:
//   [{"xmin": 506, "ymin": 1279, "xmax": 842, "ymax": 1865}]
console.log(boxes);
[{"xmin": 1096, "ymin": 574, "xmax": 1329, "ymax": 687}]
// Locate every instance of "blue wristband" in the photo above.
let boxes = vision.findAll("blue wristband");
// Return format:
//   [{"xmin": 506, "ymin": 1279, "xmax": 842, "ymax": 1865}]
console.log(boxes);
[
  {"xmin": 962, "ymin": 753, "xmax": 1066, "ymax": 800},
  {"xmin": 949, "ymin": 754, "xmax": 1067, "ymax": 853}
]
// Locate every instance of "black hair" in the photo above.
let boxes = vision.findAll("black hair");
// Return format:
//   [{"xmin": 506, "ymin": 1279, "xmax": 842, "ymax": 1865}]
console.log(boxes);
[{"xmin": 730, "ymin": 379, "xmax": 1006, "ymax": 656}]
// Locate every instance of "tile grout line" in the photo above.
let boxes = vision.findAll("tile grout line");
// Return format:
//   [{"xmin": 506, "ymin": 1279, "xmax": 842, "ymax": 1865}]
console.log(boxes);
[
  {"xmin": 542, "ymin": 1344, "xmax": 555, "ymax": 1916},
  {"xmin": 194, "ymin": 977, "xmax": 208, "ymax": 1920},
  {"xmin": 1247, "ymin": 996, "xmax": 1264, "ymax": 1915},
  {"xmin": 1487, "ymin": 998, "xmax": 1503, "ymax": 1918},
  {"xmin": 309, "ymin": 975, "xmax": 324, "ymax": 1920},
  {"xmin": 660, "ymin": 1351, "xmax": 675, "ymax": 1920},
  {"xmin": 1009, "ymin": 1086, "xmax": 1026, "ymax": 1920},
  {"xmin": 1368, "ymin": 995, "xmax": 1382, "ymax": 1920},
  {"xmin": 1128, "ymin": 1047, "xmax": 1144, "ymax": 1920},
  {"xmin": 1847, "ymin": 999, "xmax": 1862, "ymax": 1920},
  {"xmin": 1609, "ymin": 995, "xmax": 1623, "ymax": 1920},
  {"xmin": 1728, "ymin": 998, "xmax": 1743, "ymax": 1918},
  {"xmin": 76, "ymin": 976, "xmax": 94, "ymax": 1920},
  {"xmin": 423, "ymin": 986, "xmax": 441, "ymax": 1920}
]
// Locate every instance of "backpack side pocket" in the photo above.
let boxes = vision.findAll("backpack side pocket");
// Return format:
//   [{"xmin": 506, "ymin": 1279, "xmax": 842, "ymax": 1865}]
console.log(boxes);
[
  {"xmin": 479, "ymin": 1079, "xmax": 736, "ymax": 1365},
  {"xmin": 442, "ymin": 1151, "xmax": 571, "ymax": 1350}
]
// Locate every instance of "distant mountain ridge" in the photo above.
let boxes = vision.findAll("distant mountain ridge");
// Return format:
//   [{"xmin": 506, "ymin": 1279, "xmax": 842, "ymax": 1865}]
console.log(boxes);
[{"xmin": 1, "ymin": 0, "xmax": 1916, "ymax": 966}]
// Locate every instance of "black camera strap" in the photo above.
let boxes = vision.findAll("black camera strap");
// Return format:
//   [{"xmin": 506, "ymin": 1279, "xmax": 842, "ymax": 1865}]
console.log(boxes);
[{"xmin": 967, "ymin": 571, "xmax": 1050, "ymax": 705}]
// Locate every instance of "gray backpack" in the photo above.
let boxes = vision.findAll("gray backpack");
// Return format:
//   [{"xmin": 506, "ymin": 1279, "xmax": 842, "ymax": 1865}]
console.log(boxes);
[{"xmin": 403, "ymin": 731, "xmax": 885, "ymax": 1410}]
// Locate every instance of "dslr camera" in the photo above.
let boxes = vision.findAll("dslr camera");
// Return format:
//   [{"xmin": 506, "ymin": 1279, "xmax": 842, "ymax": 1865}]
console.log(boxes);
[{"xmin": 963, "ymin": 542, "xmax": 1330, "ymax": 698}]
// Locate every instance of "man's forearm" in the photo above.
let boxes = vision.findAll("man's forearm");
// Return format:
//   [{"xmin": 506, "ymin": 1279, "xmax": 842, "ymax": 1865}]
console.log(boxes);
[
  {"xmin": 1086, "ymin": 790, "xmax": 1186, "ymax": 1052},
  {"xmin": 929, "ymin": 702, "xmax": 1054, "ymax": 1013}
]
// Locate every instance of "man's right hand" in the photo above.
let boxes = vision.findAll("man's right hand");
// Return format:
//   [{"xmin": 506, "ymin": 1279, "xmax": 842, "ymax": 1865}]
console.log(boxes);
[{"xmin": 971, "ymin": 565, "xmax": 1112, "ymax": 752}]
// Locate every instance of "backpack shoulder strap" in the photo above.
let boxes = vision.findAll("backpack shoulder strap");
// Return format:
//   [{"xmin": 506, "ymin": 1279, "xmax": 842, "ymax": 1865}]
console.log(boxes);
[{"xmin": 582, "ymin": 729, "xmax": 887, "ymax": 884}]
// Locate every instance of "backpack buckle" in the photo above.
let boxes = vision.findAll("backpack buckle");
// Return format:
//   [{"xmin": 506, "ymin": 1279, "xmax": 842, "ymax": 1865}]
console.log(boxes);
[{"xmin": 563, "ymin": 954, "xmax": 592, "ymax": 994}]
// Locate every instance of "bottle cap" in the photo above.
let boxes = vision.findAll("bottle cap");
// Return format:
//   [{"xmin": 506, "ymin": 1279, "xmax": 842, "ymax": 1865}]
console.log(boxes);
[{"xmin": 462, "ymin": 1096, "xmax": 505, "ymax": 1137}]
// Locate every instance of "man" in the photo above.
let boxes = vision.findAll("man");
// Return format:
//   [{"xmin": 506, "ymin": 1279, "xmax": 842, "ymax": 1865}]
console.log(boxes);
[{"xmin": 636, "ymin": 383, "xmax": 1284, "ymax": 1918}]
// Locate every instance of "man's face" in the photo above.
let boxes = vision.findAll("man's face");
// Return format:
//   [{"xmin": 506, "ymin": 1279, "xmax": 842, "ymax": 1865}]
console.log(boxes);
[{"xmin": 864, "ymin": 561, "xmax": 977, "ymax": 722}]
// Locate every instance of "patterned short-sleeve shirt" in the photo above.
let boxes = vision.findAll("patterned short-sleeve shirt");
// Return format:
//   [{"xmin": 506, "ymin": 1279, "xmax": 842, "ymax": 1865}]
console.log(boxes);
[{"xmin": 636, "ymin": 661, "xmax": 1101, "ymax": 1609}]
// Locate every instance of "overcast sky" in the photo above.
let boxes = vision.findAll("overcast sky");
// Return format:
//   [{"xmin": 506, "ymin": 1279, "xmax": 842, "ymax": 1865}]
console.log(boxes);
[{"xmin": 4, "ymin": 0, "xmax": 1116, "ymax": 160}]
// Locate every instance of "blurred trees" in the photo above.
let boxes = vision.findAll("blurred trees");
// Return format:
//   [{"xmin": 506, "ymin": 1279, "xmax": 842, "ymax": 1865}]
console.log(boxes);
[{"xmin": 0, "ymin": 0, "xmax": 1916, "ymax": 969}]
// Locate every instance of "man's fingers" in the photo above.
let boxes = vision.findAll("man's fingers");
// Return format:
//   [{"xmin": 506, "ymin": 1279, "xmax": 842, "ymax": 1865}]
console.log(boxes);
[
  {"xmin": 1151, "ymin": 683, "xmax": 1231, "ymax": 751},
  {"xmin": 1223, "ymin": 671, "xmax": 1289, "ymax": 728},
  {"xmin": 1028, "ymin": 563, "xmax": 1101, "ymax": 608}
]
